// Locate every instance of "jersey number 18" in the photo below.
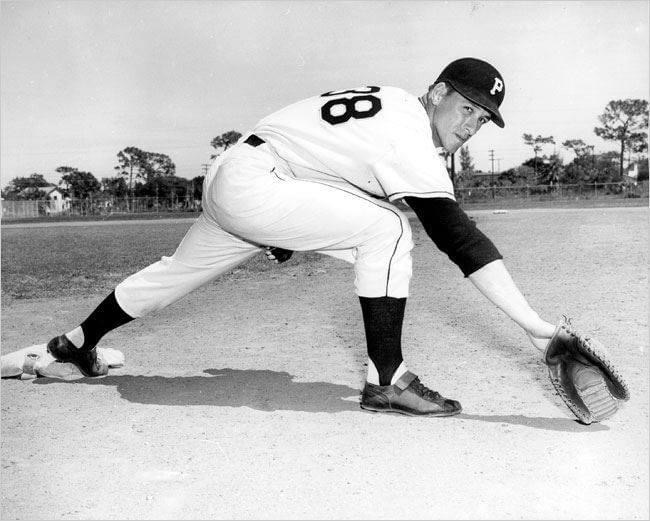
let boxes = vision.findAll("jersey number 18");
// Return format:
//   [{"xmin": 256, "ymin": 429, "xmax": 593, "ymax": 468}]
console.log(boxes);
[{"xmin": 320, "ymin": 86, "xmax": 382, "ymax": 125}]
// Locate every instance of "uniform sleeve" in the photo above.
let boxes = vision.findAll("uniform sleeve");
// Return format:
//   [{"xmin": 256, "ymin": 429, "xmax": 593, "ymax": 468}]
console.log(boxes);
[
  {"xmin": 405, "ymin": 196, "xmax": 502, "ymax": 277},
  {"xmin": 372, "ymin": 142, "xmax": 456, "ymax": 201}
]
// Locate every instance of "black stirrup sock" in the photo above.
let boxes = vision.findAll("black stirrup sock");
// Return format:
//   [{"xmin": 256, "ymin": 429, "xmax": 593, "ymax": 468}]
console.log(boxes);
[
  {"xmin": 77, "ymin": 290, "xmax": 134, "ymax": 350},
  {"xmin": 359, "ymin": 296, "xmax": 407, "ymax": 386}
]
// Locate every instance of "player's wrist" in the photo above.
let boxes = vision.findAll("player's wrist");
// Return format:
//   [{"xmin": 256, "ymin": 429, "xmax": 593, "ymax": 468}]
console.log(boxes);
[{"xmin": 518, "ymin": 313, "xmax": 555, "ymax": 340}]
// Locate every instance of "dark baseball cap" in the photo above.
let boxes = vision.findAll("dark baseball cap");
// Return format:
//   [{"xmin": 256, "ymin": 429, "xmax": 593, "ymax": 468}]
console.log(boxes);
[{"xmin": 433, "ymin": 57, "xmax": 505, "ymax": 128}]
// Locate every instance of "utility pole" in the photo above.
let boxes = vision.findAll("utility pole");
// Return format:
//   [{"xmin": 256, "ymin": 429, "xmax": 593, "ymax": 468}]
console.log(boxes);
[
  {"xmin": 489, "ymin": 149, "xmax": 496, "ymax": 199},
  {"xmin": 129, "ymin": 163, "xmax": 134, "ymax": 213},
  {"xmin": 201, "ymin": 163, "xmax": 210, "ymax": 176}
]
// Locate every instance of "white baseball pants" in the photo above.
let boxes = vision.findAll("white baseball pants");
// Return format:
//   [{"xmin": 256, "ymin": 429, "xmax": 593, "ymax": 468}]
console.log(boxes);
[{"xmin": 115, "ymin": 141, "xmax": 414, "ymax": 318}]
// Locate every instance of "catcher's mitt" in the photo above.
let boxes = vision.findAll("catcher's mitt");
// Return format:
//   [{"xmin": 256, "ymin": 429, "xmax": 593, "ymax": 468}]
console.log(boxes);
[{"xmin": 544, "ymin": 318, "xmax": 630, "ymax": 424}]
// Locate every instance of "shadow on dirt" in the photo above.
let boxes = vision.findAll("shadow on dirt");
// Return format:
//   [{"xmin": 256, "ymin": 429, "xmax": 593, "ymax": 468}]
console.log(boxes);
[
  {"xmin": 33, "ymin": 368, "xmax": 361, "ymax": 413},
  {"xmin": 458, "ymin": 413, "xmax": 609, "ymax": 432},
  {"xmin": 31, "ymin": 368, "xmax": 609, "ymax": 431}
]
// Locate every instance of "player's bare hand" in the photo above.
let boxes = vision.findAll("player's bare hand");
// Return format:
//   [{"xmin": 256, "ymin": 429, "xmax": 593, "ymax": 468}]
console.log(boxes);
[{"xmin": 264, "ymin": 246, "xmax": 293, "ymax": 264}]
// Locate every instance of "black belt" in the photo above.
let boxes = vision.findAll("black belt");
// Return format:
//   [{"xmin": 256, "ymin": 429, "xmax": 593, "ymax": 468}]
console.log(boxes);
[{"xmin": 244, "ymin": 134, "xmax": 265, "ymax": 147}]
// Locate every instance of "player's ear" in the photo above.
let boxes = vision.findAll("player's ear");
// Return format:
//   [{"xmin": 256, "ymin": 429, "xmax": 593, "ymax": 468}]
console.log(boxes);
[{"xmin": 430, "ymin": 82, "xmax": 449, "ymax": 106}]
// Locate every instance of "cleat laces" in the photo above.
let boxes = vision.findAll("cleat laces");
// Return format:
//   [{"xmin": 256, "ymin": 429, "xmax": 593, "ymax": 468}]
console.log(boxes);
[{"xmin": 409, "ymin": 377, "xmax": 442, "ymax": 401}]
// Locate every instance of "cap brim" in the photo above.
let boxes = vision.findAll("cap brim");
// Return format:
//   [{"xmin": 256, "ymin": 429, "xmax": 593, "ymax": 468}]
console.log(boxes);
[
  {"xmin": 448, "ymin": 81, "xmax": 505, "ymax": 128},
  {"xmin": 484, "ymin": 107, "xmax": 504, "ymax": 128},
  {"xmin": 484, "ymin": 107, "xmax": 505, "ymax": 128}
]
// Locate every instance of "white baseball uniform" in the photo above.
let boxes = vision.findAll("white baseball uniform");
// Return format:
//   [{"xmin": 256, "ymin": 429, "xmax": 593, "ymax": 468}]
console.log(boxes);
[{"xmin": 115, "ymin": 86, "xmax": 454, "ymax": 318}]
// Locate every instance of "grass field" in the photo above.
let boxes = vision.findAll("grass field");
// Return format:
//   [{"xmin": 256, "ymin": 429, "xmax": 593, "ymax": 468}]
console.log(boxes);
[
  {"xmin": 0, "ymin": 220, "xmax": 323, "ymax": 300},
  {"xmin": 2, "ymin": 198, "xmax": 647, "ymax": 300}
]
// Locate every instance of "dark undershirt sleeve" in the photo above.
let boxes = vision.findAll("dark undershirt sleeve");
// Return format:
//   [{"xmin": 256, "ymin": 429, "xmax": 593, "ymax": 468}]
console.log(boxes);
[{"xmin": 404, "ymin": 196, "xmax": 503, "ymax": 277}]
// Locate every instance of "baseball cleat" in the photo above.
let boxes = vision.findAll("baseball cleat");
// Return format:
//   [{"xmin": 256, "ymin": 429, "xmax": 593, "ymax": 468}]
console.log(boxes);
[
  {"xmin": 360, "ymin": 371, "xmax": 461, "ymax": 417},
  {"xmin": 46, "ymin": 335, "xmax": 108, "ymax": 377}
]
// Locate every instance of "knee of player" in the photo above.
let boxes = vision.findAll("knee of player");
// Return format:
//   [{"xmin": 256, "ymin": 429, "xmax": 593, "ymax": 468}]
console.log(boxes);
[
  {"xmin": 378, "ymin": 211, "xmax": 412, "ymax": 246},
  {"xmin": 392, "ymin": 217, "xmax": 414, "ymax": 260}
]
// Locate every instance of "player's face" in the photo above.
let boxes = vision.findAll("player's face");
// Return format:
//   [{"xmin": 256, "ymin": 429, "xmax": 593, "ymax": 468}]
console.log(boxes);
[{"xmin": 432, "ymin": 90, "xmax": 491, "ymax": 153}]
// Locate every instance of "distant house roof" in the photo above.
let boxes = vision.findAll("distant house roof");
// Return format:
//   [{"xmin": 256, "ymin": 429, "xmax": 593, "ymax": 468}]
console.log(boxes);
[
  {"xmin": 37, "ymin": 185, "xmax": 60, "ymax": 195},
  {"xmin": 19, "ymin": 185, "xmax": 63, "ymax": 198}
]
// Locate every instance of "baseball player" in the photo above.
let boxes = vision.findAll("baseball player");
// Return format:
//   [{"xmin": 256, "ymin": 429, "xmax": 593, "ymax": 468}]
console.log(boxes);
[{"xmin": 46, "ymin": 57, "xmax": 558, "ymax": 416}]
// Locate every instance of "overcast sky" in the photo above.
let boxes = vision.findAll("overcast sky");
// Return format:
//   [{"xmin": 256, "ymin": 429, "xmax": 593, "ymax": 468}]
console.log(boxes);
[{"xmin": 1, "ymin": 0, "xmax": 648, "ymax": 187}]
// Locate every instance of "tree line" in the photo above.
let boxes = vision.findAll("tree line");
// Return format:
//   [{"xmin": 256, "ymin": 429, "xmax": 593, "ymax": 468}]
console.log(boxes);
[
  {"xmin": 1, "ymin": 131, "xmax": 243, "ymax": 202},
  {"xmin": 456, "ymin": 98, "xmax": 648, "ymax": 189}
]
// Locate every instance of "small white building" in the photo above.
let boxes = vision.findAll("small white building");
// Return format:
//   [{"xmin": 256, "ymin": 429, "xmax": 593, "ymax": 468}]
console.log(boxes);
[
  {"xmin": 19, "ymin": 185, "xmax": 70, "ymax": 213},
  {"xmin": 626, "ymin": 162, "xmax": 639, "ymax": 180}
]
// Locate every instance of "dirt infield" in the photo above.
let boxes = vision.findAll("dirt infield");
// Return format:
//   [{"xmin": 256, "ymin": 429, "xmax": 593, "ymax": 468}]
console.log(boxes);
[{"xmin": 1, "ymin": 207, "xmax": 648, "ymax": 520}]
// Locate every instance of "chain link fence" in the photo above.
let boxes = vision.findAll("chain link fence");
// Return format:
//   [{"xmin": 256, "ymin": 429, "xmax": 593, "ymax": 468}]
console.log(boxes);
[
  {"xmin": 1, "ymin": 195, "xmax": 200, "ymax": 220},
  {"xmin": 1, "ymin": 181, "xmax": 648, "ymax": 221},
  {"xmin": 456, "ymin": 181, "xmax": 648, "ymax": 206}
]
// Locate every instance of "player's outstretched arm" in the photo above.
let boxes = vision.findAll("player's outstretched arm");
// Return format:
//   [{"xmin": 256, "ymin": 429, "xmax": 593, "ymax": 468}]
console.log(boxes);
[
  {"xmin": 468, "ymin": 259, "xmax": 556, "ymax": 349},
  {"xmin": 405, "ymin": 196, "xmax": 555, "ymax": 351}
]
